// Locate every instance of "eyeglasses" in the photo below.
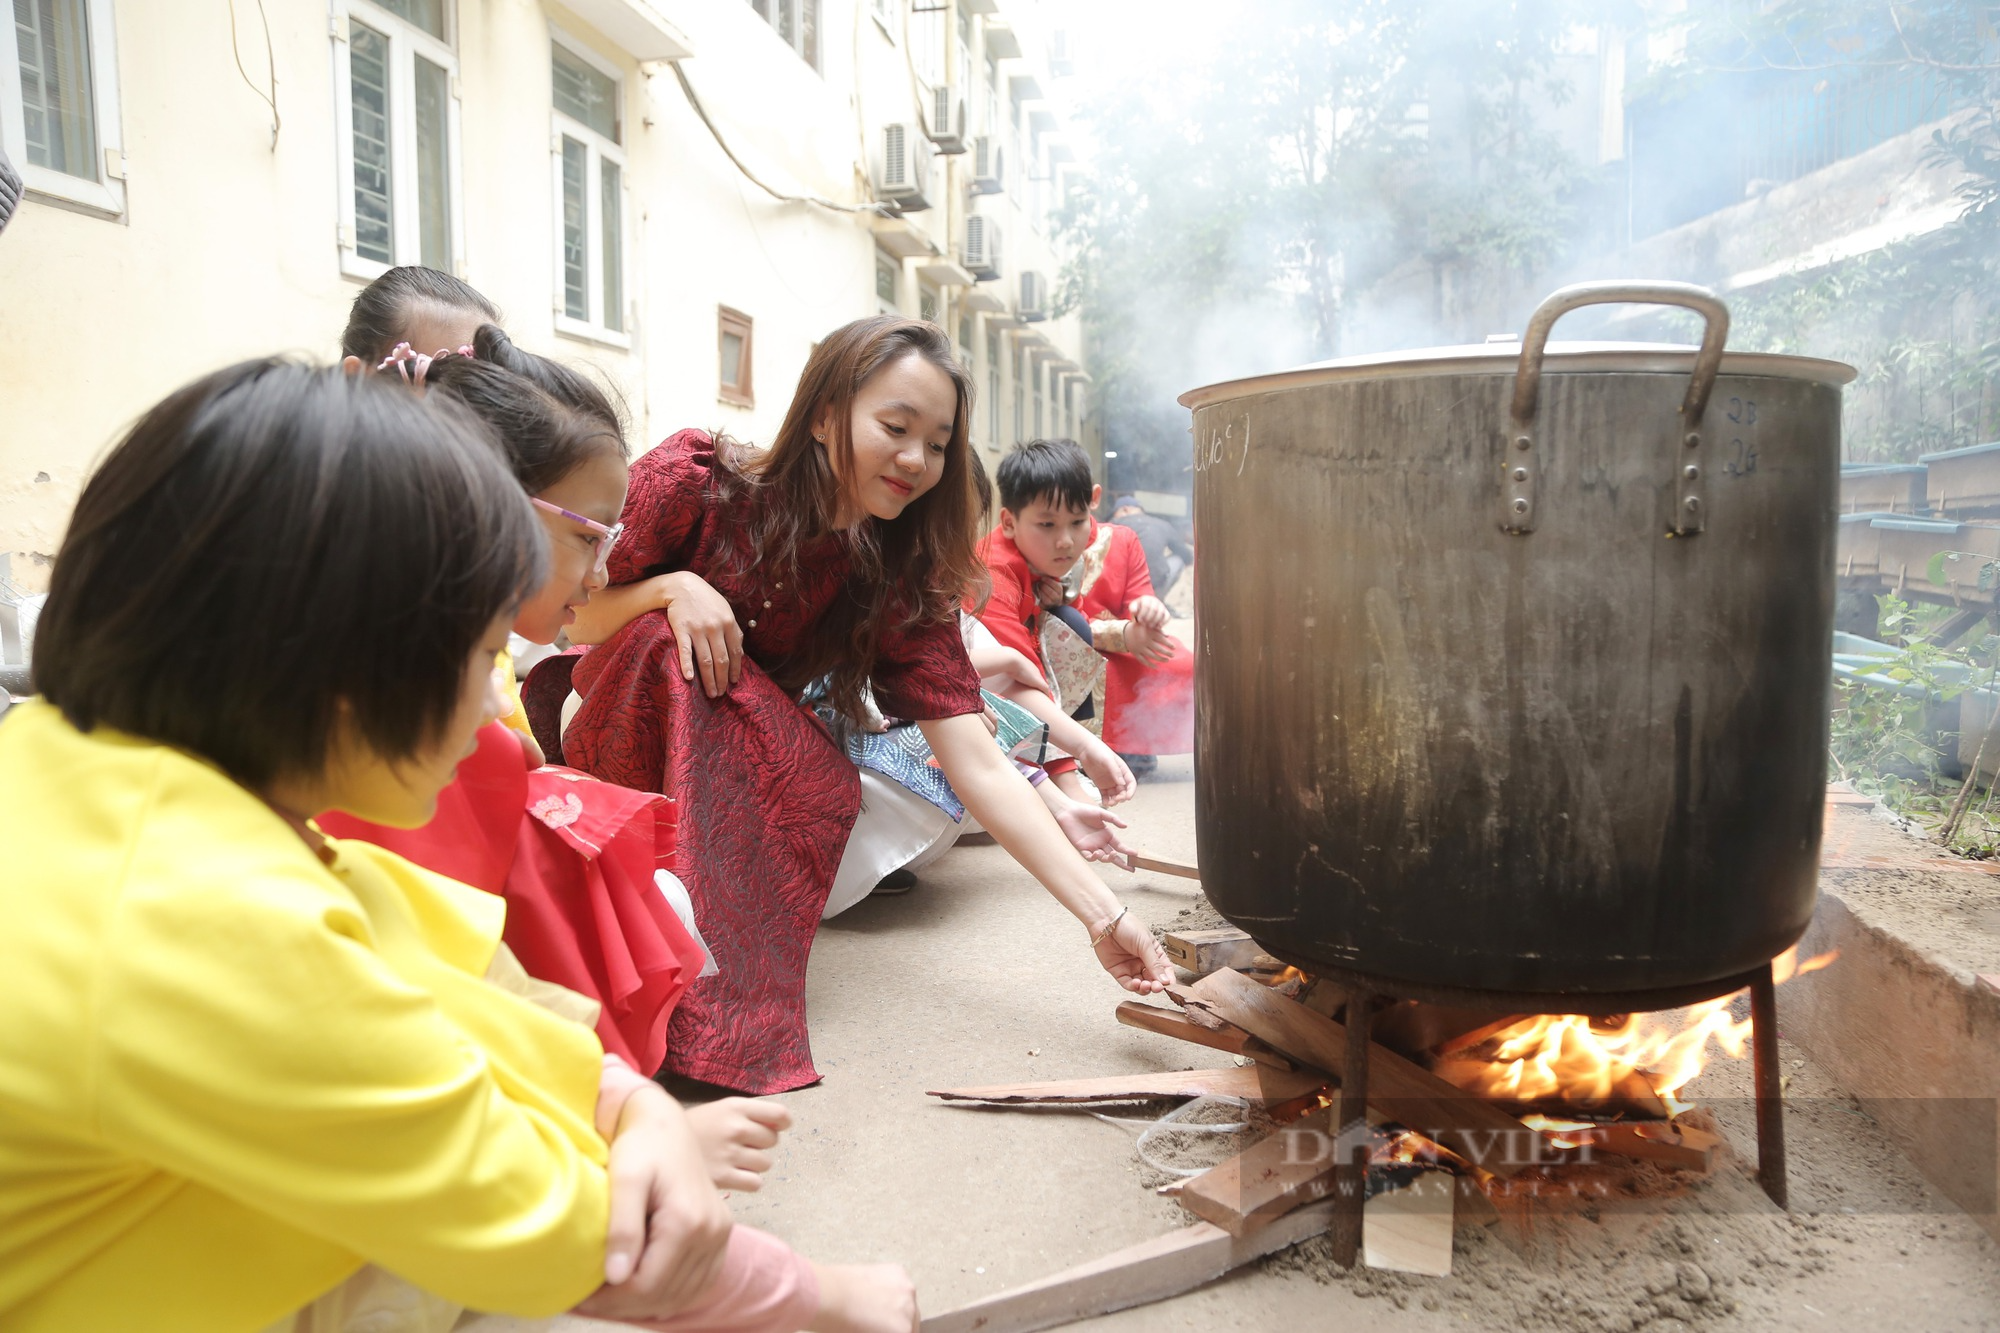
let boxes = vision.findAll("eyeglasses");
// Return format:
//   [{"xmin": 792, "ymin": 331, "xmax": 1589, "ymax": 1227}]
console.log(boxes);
[{"xmin": 530, "ymin": 497, "xmax": 624, "ymax": 577}]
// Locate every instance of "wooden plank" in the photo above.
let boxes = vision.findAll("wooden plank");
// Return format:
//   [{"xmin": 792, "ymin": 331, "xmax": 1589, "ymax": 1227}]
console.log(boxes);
[
  {"xmin": 1162, "ymin": 927, "xmax": 1276, "ymax": 976},
  {"xmin": 1178, "ymin": 1110, "xmax": 1342, "ymax": 1235},
  {"xmin": 927, "ymin": 1064, "xmax": 1326, "ymax": 1106},
  {"xmin": 1572, "ymin": 1121, "xmax": 1720, "ymax": 1172},
  {"xmin": 1130, "ymin": 854, "xmax": 1201, "ymax": 880},
  {"xmin": 1364, "ymin": 1175, "xmax": 1455, "ymax": 1277},
  {"xmin": 1175, "ymin": 970, "xmax": 1536, "ymax": 1177},
  {"xmin": 1113, "ymin": 1001, "xmax": 1296, "ymax": 1071},
  {"xmin": 918, "ymin": 1203, "xmax": 1335, "ymax": 1333}
]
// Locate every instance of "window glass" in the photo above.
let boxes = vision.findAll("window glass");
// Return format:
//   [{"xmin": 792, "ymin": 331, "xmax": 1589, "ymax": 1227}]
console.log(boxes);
[
  {"xmin": 350, "ymin": 21, "xmax": 395, "ymax": 264},
  {"xmin": 875, "ymin": 253, "xmax": 898, "ymax": 306},
  {"xmin": 371, "ymin": 0, "xmax": 444, "ymax": 41},
  {"xmin": 552, "ymin": 42, "xmax": 618, "ymax": 142},
  {"xmin": 413, "ymin": 54, "xmax": 451, "ymax": 270},
  {"xmin": 560, "ymin": 136, "xmax": 588, "ymax": 320},
  {"xmin": 14, "ymin": 0, "xmax": 97, "ymax": 179},
  {"xmin": 600, "ymin": 157, "xmax": 623, "ymax": 332},
  {"xmin": 721, "ymin": 331, "xmax": 744, "ymax": 385}
]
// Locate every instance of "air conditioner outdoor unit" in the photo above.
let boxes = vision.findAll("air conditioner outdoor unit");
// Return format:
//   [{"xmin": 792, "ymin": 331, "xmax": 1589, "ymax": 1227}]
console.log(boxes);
[
  {"xmin": 925, "ymin": 85, "xmax": 967, "ymax": 154},
  {"xmin": 1018, "ymin": 270, "xmax": 1048, "ymax": 321},
  {"xmin": 878, "ymin": 123, "xmax": 933, "ymax": 211},
  {"xmin": 971, "ymin": 136, "xmax": 1004, "ymax": 194},
  {"xmin": 963, "ymin": 215, "xmax": 1002, "ymax": 279}
]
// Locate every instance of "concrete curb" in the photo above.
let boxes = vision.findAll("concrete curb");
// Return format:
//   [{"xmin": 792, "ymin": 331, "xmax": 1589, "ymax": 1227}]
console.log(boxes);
[{"xmin": 1779, "ymin": 882, "xmax": 2000, "ymax": 1243}]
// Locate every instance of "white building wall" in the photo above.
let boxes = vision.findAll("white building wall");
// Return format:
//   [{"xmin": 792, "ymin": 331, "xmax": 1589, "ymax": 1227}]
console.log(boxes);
[{"xmin": 0, "ymin": 0, "xmax": 1086, "ymax": 592}]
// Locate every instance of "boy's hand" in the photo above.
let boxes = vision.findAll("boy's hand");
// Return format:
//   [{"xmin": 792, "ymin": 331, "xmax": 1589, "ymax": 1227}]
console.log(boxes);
[
  {"xmin": 685, "ymin": 1097, "xmax": 792, "ymax": 1193},
  {"xmin": 1124, "ymin": 621, "xmax": 1177, "ymax": 666},
  {"xmin": 1129, "ymin": 596, "xmax": 1170, "ymax": 631},
  {"xmin": 1033, "ymin": 574, "xmax": 1069, "ymax": 609}
]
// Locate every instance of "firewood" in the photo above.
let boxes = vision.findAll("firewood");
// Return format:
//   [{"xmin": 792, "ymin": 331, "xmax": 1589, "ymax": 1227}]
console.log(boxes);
[
  {"xmin": 1176, "ymin": 970, "xmax": 1537, "ymax": 1177},
  {"xmin": 1178, "ymin": 1108, "xmax": 1345, "ymax": 1235},
  {"xmin": 1376, "ymin": 1002, "xmax": 1527, "ymax": 1058},
  {"xmin": 1364, "ymin": 1172, "xmax": 1455, "ymax": 1277},
  {"xmin": 1431, "ymin": 1055, "xmax": 1670, "ymax": 1122},
  {"xmin": 1162, "ymin": 927, "xmax": 1276, "ymax": 977},
  {"xmin": 1569, "ymin": 1121, "xmax": 1720, "ymax": 1172},
  {"xmin": 918, "ymin": 1202, "xmax": 1335, "ymax": 1333},
  {"xmin": 927, "ymin": 1064, "xmax": 1326, "ymax": 1106},
  {"xmin": 1130, "ymin": 854, "xmax": 1201, "ymax": 879},
  {"xmin": 1113, "ymin": 1001, "xmax": 1296, "ymax": 1070}
]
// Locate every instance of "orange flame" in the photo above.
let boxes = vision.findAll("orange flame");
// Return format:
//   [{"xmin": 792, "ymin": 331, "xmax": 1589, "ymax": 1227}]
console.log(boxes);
[{"xmin": 1445, "ymin": 946, "xmax": 1838, "ymax": 1117}]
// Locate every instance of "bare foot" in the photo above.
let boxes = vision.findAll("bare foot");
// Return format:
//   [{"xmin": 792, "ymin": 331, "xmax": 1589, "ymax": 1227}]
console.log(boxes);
[
  {"xmin": 808, "ymin": 1263, "xmax": 918, "ymax": 1333},
  {"xmin": 683, "ymin": 1097, "xmax": 791, "ymax": 1192}
]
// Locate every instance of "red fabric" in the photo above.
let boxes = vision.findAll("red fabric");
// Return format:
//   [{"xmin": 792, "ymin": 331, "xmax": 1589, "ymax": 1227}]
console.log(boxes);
[
  {"xmin": 1074, "ymin": 522, "xmax": 1195, "ymax": 756},
  {"xmin": 317, "ymin": 721, "xmax": 702, "ymax": 1075},
  {"xmin": 563, "ymin": 430, "xmax": 982, "ymax": 1094},
  {"xmin": 970, "ymin": 528, "xmax": 1049, "ymax": 686},
  {"xmin": 972, "ymin": 522, "xmax": 1195, "ymax": 756}
]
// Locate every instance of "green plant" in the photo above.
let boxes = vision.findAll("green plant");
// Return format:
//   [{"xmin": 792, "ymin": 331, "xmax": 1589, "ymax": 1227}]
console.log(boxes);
[{"xmin": 1830, "ymin": 594, "xmax": 2000, "ymax": 853}]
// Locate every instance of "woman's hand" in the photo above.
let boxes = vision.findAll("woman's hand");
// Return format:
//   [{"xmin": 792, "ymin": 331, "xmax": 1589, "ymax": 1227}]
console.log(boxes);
[
  {"xmin": 1049, "ymin": 796, "xmax": 1134, "ymax": 867},
  {"xmin": 1074, "ymin": 736, "xmax": 1137, "ymax": 807},
  {"xmin": 1123, "ymin": 621, "xmax": 1177, "ymax": 667},
  {"xmin": 1091, "ymin": 909, "xmax": 1174, "ymax": 995},
  {"xmin": 578, "ymin": 1083, "xmax": 735, "ymax": 1320},
  {"xmin": 685, "ymin": 1097, "xmax": 793, "ymax": 1193},
  {"xmin": 662, "ymin": 572, "xmax": 744, "ymax": 699}
]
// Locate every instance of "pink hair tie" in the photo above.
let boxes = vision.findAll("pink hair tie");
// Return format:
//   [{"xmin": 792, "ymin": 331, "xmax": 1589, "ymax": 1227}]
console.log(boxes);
[
  {"xmin": 456, "ymin": 343, "xmax": 476, "ymax": 357},
  {"xmin": 376, "ymin": 341, "xmax": 439, "ymax": 385}
]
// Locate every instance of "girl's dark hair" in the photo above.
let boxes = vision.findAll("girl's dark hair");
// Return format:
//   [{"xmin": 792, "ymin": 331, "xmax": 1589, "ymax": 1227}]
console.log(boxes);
[
  {"xmin": 997, "ymin": 438, "xmax": 1095, "ymax": 514},
  {"xmin": 340, "ymin": 265, "xmax": 501, "ymax": 364},
  {"xmin": 713, "ymin": 315, "xmax": 980, "ymax": 721},
  {"xmin": 33, "ymin": 360, "xmax": 545, "ymax": 790},
  {"xmin": 425, "ymin": 325, "xmax": 628, "ymax": 492}
]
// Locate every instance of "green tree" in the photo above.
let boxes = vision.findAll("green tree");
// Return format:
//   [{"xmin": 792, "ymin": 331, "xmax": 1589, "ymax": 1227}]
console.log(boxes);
[{"xmin": 1060, "ymin": 0, "xmax": 1619, "ymax": 491}]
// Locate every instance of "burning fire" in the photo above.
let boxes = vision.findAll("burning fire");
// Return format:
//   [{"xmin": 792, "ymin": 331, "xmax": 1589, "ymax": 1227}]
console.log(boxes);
[{"xmin": 1442, "ymin": 945, "xmax": 1837, "ymax": 1118}]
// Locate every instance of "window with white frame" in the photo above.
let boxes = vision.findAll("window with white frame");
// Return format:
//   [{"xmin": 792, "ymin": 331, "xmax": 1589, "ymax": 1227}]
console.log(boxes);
[
  {"xmin": 0, "ymin": 0, "xmax": 125, "ymax": 216},
  {"xmin": 333, "ymin": 0, "xmax": 460, "ymax": 278},
  {"xmin": 550, "ymin": 36, "xmax": 626, "ymax": 342},
  {"xmin": 748, "ymin": 0, "xmax": 820, "ymax": 68}
]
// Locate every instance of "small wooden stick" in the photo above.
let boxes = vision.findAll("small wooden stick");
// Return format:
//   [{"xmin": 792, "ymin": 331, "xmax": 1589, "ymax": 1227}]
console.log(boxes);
[
  {"xmin": 918, "ymin": 1203, "xmax": 1335, "ymax": 1333},
  {"xmin": 927, "ymin": 1064, "xmax": 1326, "ymax": 1106},
  {"xmin": 1130, "ymin": 854, "xmax": 1201, "ymax": 880}
]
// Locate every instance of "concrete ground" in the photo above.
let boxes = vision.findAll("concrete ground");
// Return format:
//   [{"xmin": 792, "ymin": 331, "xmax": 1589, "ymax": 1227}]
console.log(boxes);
[{"xmin": 489, "ymin": 752, "xmax": 2000, "ymax": 1332}]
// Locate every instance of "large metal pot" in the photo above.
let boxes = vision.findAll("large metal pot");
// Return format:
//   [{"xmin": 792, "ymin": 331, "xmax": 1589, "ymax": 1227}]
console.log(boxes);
[{"xmin": 1179, "ymin": 282, "xmax": 1856, "ymax": 1006}]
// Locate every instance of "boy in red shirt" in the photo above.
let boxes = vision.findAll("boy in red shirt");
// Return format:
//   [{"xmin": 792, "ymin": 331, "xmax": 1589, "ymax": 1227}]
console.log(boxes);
[{"xmin": 973, "ymin": 440, "xmax": 1195, "ymax": 779}]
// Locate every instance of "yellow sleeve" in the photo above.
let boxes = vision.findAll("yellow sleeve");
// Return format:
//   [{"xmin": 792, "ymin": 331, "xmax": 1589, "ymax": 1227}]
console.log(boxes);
[
  {"xmin": 90, "ymin": 870, "xmax": 609, "ymax": 1317},
  {"xmin": 495, "ymin": 648, "xmax": 534, "ymax": 736}
]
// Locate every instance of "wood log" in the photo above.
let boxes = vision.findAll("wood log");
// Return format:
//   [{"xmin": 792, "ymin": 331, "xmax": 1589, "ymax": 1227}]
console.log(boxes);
[
  {"xmin": 918, "ymin": 1203, "xmax": 1335, "ymax": 1333},
  {"xmin": 1178, "ymin": 1109, "xmax": 1343, "ymax": 1235},
  {"xmin": 1364, "ymin": 1172, "xmax": 1456, "ymax": 1277},
  {"xmin": 1570, "ymin": 1121, "xmax": 1720, "ymax": 1172},
  {"xmin": 927, "ymin": 1064, "xmax": 1327, "ymax": 1106},
  {"xmin": 1162, "ymin": 927, "xmax": 1276, "ymax": 977},
  {"xmin": 1174, "ymin": 970, "xmax": 1536, "ymax": 1177},
  {"xmin": 1113, "ymin": 1001, "xmax": 1296, "ymax": 1070},
  {"xmin": 1130, "ymin": 854, "xmax": 1202, "ymax": 880}
]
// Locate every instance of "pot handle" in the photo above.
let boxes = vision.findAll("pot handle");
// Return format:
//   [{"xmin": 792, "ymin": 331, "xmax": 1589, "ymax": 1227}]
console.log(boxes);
[{"xmin": 1502, "ymin": 280, "xmax": 1731, "ymax": 537}]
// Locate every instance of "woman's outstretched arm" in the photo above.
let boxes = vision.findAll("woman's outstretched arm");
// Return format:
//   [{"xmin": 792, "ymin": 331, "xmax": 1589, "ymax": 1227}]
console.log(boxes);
[{"xmin": 919, "ymin": 713, "xmax": 1172, "ymax": 994}]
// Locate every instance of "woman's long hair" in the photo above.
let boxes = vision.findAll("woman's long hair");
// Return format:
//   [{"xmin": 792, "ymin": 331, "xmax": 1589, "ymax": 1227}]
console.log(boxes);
[{"xmin": 715, "ymin": 316, "xmax": 980, "ymax": 720}]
